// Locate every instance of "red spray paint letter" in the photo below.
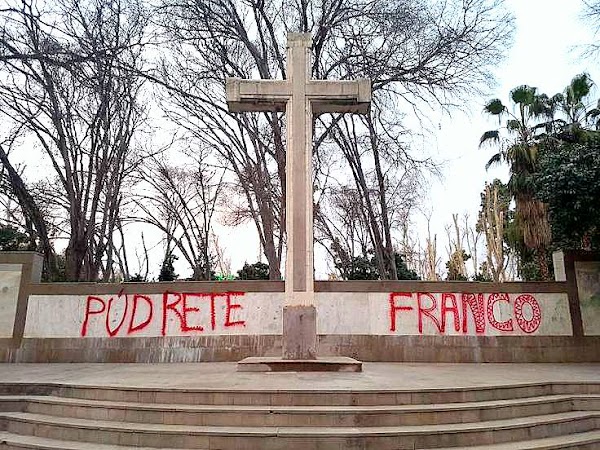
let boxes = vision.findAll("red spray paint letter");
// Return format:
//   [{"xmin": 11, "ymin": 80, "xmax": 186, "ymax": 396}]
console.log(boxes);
[
  {"xmin": 128, "ymin": 294, "xmax": 153, "ymax": 334},
  {"xmin": 441, "ymin": 293, "xmax": 460, "ymax": 333},
  {"xmin": 389, "ymin": 292, "xmax": 413, "ymax": 332},
  {"xmin": 181, "ymin": 293, "xmax": 205, "ymax": 332},
  {"xmin": 461, "ymin": 293, "xmax": 486, "ymax": 334},
  {"xmin": 105, "ymin": 290, "xmax": 129, "ymax": 337},
  {"xmin": 224, "ymin": 292, "xmax": 246, "ymax": 328},
  {"xmin": 514, "ymin": 294, "xmax": 542, "ymax": 333},
  {"xmin": 209, "ymin": 294, "xmax": 217, "ymax": 330},
  {"xmin": 81, "ymin": 296, "xmax": 106, "ymax": 337},
  {"xmin": 162, "ymin": 291, "xmax": 184, "ymax": 336},
  {"xmin": 417, "ymin": 292, "xmax": 442, "ymax": 334},
  {"xmin": 487, "ymin": 293, "xmax": 514, "ymax": 332}
]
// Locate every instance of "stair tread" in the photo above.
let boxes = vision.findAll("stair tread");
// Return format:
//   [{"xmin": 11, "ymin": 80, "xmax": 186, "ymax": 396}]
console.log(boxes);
[
  {"xmin": 1, "ymin": 430, "xmax": 599, "ymax": 450},
  {"xmin": 1, "ymin": 410, "xmax": 598, "ymax": 436},
  {"xmin": 431, "ymin": 430, "xmax": 600, "ymax": 449},
  {"xmin": 1, "ymin": 394, "xmax": 598, "ymax": 414},
  {"xmin": 0, "ymin": 431, "xmax": 189, "ymax": 449},
  {"xmin": 2, "ymin": 427, "xmax": 599, "ymax": 450},
  {"xmin": 2, "ymin": 380, "xmax": 599, "ymax": 393}
]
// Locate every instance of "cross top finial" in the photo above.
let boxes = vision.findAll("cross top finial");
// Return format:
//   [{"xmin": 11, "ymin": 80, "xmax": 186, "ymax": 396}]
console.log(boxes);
[{"xmin": 286, "ymin": 33, "xmax": 312, "ymax": 48}]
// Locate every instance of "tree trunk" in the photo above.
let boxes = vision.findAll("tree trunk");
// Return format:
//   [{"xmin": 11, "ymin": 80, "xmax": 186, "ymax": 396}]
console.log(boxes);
[
  {"xmin": 536, "ymin": 248, "xmax": 550, "ymax": 281},
  {"xmin": 0, "ymin": 145, "xmax": 58, "ymax": 279},
  {"xmin": 367, "ymin": 115, "xmax": 397, "ymax": 280}
]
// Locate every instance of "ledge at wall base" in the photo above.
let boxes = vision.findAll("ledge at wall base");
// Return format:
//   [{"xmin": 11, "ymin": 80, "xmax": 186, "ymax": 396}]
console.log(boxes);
[{"xmin": 236, "ymin": 356, "xmax": 363, "ymax": 372}]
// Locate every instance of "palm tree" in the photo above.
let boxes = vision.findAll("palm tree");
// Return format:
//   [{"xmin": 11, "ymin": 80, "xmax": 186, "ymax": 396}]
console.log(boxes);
[
  {"xmin": 480, "ymin": 85, "xmax": 552, "ymax": 280},
  {"xmin": 554, "ymin": 73, "xmax": 599, "ymax": 137}
]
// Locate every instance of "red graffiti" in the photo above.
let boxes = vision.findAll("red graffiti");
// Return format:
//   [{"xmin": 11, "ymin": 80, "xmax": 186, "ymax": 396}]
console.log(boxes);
[
  {"xmin": 128, "ymin": 294, "xmax": 153, "ymax": 334},
  {"xmin": 388, "ymin": 292, "xmax": 543, "ymax": 335},
  {"xmin": 81, "ymin": 291, "xmax": 246, "ymax": 337},
  {"xmin": 417, "ymin": 292, "xmax": 442, "ymax": 333},
  {"xmin": 225, "ymin": 293, "xmax": 245, "ymax": 327},
  {"xmin": 389, "ymin": 292, "xmax": 413, "ymax": 332},
  {"xmin": 461, "ymin": 293, "xmax": 486, "ymax": 334},
  {"xmin": 441, "ymin": 293, "xmax": 460, "ymax": 333},
  {"xmin": 81, "ymin": 296, "xmax": 106, "ymax": 337},
  {"xmin": 487, "ymin": 293, "xmax": 514, "ymax": 331},
  {"xmin": 161, "ymin": 291, "xmax": 196, "ymax": 335},
  {"xmin": 105, "ymin": 289, "xmax": 128, "ymax": 337},
  {"xmin": 514, "ymin": 294, "xmax": 542, "ymax": 333}
]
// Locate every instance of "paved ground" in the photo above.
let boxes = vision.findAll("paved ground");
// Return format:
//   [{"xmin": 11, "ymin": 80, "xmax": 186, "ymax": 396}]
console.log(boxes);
[{"xmin": 0, "ymin": 363, "xmax": 599, "ymax": 391}]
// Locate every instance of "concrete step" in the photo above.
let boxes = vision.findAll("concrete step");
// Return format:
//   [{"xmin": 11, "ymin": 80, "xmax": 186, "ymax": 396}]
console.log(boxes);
[
  {"xmin": 1, "ymin": 394, "xmax": 599, "ymax": 427},
  {"xmin": 1, "ymin": 411, "xmax": 599, "ymax": 449},
  {"xmin": 0, "ymin": 431, "xmax": 181, "ymax": 449},
  {"xmin": 432, "ymin": 430, "xmax": 600, "ymax": 449},
  {"xmin": 2, "ymin": 381, "xmax": 598, "ymax": 406},
  {"xmin": 1, "ymin": 431, "xmax": 599, "ymax": 450}
]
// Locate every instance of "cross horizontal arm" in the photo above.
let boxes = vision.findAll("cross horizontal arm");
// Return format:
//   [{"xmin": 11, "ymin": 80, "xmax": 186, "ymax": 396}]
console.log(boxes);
[
  {"xmin": 226, "ymin": 78, "xmax": 290, "ymax": 112},
  {"xmin": 225, "ymin": 78, "xmax": 371, "ymax": 114},
  {"xmin": 307, "ymin": 79, "xmax": 371, "ymax": 114}
]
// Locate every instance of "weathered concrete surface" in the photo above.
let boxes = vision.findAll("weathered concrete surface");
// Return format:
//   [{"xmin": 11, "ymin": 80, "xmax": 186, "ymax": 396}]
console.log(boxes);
[
  {"xmin": 0, "ymin": 363, "xmax": 598, "ymax": 450},
  {"xmin": 4, "ymin": 335, "xmax": 600, "ymax": 363},
  {"xmin": 282, "ymin": 305, "xmax": 317, "ymax": 359},
  {"xmin": 0, "ymin": 362, "xmax": 598, "ymax": 390},
  {"xmin": 237, "ymin": 356, "xmax": 362, "ymax": 372},
  {"xmin": 318, "ymin": 335, "xmax": 600, "ymax": 363},
  {"xmin": 0, "ymin": 265, "xmax": 22, "ymax": 338},
  {"xmin": 576, "ymin": 261, "xmax": 600, "ymax": 335}
]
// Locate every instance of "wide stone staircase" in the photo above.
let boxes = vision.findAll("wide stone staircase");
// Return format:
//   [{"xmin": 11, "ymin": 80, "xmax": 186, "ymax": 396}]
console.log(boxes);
[{"xmin": 0, "ymin": 381, "xmax": 599, "ymax": 449}]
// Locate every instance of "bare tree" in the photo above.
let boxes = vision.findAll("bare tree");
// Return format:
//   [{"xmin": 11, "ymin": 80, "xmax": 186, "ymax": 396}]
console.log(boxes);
[
  {"xmin": 396, "ymin": 220, "xmax": 416, "ymax": 273},
  {"xmin": 315, "ymin": 185, "xmax": 371, "ymax": 278},
  {"xmin": 583, "ymin": 0, "xmax": 600, "ymax": 55},
  {"xmin": 154, "ymin": 0, "xmax": 288, "ymax": 279},
  {"xmin": 0, "ymin": 0, "xmax": 148, "ymax": 280},
  {"xmin": 444, "ymin": 213, "xmax": 469, "ymax": 280},
  {"xmin": 314, "ymin": 110, "xmax": 425, "ymax": 280},
  {"xmin": 463, "ymin": 213, "xmax": 482, "ymax": 278},
  {"xmin": 211, "ymin": 232, "xmax": 232, "ymax": 277},
  {"xmin": 478, "ymin": 182, "xmax": 507, "ymax": 282},
  {"xmin": 419, "ymin": 213, "xmax": 441, "ymax": 281},
  {"xmin": 133, "ymin": 151, "xmax": 225, "ymax": 280},
  {"xmin": 320, "ymin": 105, "xmax": 430, "ymax": 279},
  {"xmin": 0, "ymin": 141, "xmax": 58, "ymax": 276}
]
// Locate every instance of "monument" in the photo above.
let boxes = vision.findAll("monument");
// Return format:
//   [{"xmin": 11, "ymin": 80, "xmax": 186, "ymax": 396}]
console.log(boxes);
[{"xmin": 226, "ymin": 33, "xmax": 370, "ymax": 369}]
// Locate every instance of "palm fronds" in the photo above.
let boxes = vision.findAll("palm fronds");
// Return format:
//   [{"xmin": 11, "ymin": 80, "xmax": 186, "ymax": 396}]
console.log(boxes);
[
  {"xmin": 479, "ymin": 130, "xmax": 500, "ymax": 147},
  {"xmin": 483, "ymin": 98, "xmax": 506, "ymax": 116},
  {"xmin": 484, "ymin": 152, "xmax": 503, "ymax": 170}
]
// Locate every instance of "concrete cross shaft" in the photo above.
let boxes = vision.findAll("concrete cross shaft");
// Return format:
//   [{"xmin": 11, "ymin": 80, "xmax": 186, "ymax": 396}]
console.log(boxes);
[{"xmin": 226, "ymin": 33, "xmax": 371, "ymax": 360}]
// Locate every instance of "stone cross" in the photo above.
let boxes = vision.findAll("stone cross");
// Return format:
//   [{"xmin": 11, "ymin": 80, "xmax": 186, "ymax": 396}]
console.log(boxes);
[{"xmin": 226, "ymin": 33, "xmax": 371, "ymax": 360}]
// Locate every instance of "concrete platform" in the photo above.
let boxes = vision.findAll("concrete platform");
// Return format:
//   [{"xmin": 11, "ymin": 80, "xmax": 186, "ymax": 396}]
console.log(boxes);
[
  {"xmin": 237, "ymin": 356, "xmax": 362, "ymax": 372},
  {"xmin": 0, "ymin": 363, "xmax": 598, "ymax": 391}
]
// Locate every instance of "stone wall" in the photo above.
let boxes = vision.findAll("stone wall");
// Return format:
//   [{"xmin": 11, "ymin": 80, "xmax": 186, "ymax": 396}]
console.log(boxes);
[
  {"xmin": 0, "ymin": 252, "xmax": 599, "ymax": 363},
  {"xmin": 0, "ymin": 264, "xmax": 22, "ymax": 338},
  {"xmin": 575, "ymin": 261, "xmax": 600, "ymax": 335},
  {"xmin": 24, "ymin": 291, "xmax": 570, "ymax": 339}
]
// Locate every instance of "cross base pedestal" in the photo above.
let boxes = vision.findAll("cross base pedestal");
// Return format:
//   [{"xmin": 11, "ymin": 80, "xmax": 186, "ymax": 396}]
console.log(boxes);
[
  {"xmin": 236, "ymin": 305, "xmax": 363, "ymax": 372},
  {"xmin": 282, "ymin": 305, "xmax": 317, "ymax": 360},
  {"xmin": 237, "ymin": 356, "xmax": 363, "ymax": 372}
]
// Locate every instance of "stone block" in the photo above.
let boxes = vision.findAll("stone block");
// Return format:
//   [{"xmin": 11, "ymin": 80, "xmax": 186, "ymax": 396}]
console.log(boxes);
[
  {"xmin": 237, "ymin": 356, "xmax": 362, "ymax": 372},
  {"xmin": 282, "ymin": 305, "xmax": 317, "ymax": 360}
]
